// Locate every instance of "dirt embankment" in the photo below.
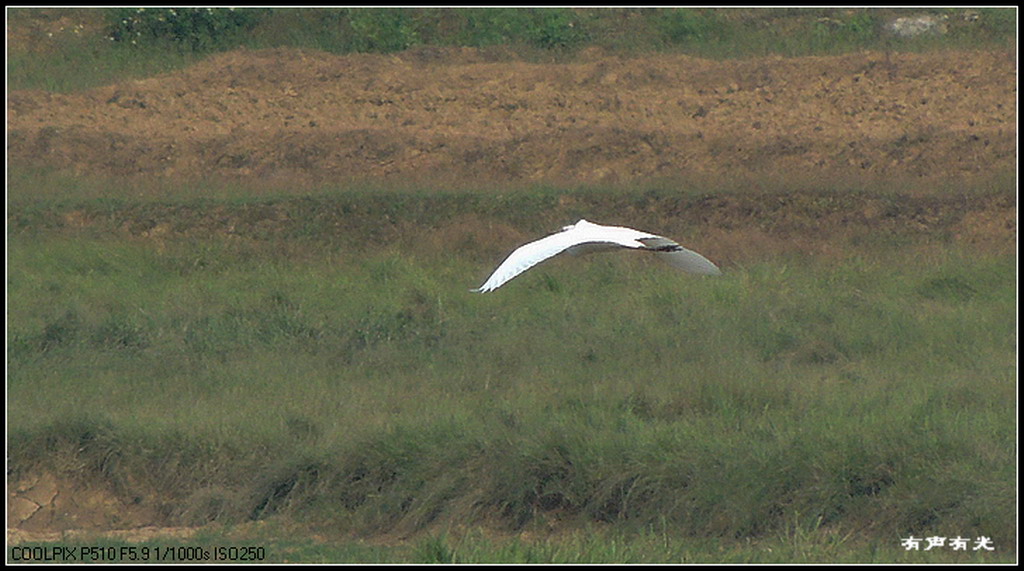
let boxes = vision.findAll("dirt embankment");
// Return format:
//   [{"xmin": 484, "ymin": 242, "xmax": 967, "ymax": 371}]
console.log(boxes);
[{"xmin": 7, "ymin": 46, "xmax": 1016, "ymax": 186}]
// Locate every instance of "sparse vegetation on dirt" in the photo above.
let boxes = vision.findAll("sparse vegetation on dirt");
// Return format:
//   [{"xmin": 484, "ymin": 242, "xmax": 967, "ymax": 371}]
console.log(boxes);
[
  {"xmin": 7, "ymin": 7, "xmax": 1016, "ymax": 93},
  {"xmin": 6, "ymin": 7, "xmax": 1017, "ymax": 564}
]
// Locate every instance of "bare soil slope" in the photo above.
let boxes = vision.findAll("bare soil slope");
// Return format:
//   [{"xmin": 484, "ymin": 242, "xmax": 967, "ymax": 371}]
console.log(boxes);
[{"xmin": 8, "ymin": 47, "xmax": 1016, "ymax": 186}]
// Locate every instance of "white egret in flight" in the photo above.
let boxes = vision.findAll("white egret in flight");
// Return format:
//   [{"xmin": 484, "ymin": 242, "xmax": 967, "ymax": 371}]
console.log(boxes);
[{"xmin": 473, "ymin": 219, "xmax": 721, "ymax": 293}]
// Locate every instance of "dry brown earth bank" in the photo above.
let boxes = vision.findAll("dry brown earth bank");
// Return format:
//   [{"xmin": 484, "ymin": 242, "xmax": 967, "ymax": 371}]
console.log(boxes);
[{"xmin": 8, "ymin": 47, "xmax": 1016, "ymax": 186}]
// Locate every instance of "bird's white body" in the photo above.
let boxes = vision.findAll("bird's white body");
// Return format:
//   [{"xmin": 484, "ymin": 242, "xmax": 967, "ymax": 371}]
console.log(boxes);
[{"xmin": 473, "ymin": 219, "xmax": 721, "ymax": 293}]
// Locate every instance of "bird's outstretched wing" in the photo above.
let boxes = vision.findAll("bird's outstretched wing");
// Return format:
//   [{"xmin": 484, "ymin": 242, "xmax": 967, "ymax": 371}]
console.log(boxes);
[
  {"xmin": 638, "ymin": 237, "xmax": 723, "ymax": 276},
  {"xmin": 472, "ymin": 227, "xmax": 594, "ymax": 293}
]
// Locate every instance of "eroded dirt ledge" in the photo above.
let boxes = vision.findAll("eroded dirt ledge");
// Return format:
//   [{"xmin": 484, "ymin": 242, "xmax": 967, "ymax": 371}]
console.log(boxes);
[{"xmin": 8, "ymin": 47, "xmax": 1016, "ymax": 186}]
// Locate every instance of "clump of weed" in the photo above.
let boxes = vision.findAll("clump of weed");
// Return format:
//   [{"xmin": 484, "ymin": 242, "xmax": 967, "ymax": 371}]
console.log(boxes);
[{"xmin": 107, "ymin": 7, "xmax": 269, "ymax": 51}]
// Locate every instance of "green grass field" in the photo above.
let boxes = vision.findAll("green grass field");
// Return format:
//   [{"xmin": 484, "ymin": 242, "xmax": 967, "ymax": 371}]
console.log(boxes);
[{"xmin": 7, "ymin": 171, "xmax": 1016, "ymax": 563}]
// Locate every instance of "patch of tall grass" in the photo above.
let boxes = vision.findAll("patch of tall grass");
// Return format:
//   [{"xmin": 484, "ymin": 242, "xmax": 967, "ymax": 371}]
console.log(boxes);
[
  {"xmin": 5, "ymin": 10, "xmax": 205, "ymax": 94},
  {"xmin": 8, "ymin": 211, "xmax": 1015, "ymax": 555}
]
